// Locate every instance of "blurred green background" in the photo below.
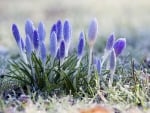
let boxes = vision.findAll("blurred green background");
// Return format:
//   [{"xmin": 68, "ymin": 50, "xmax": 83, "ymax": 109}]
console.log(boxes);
[{"xmin": 0, "ymin": 0, "xmax": 150, "ymax": 58}]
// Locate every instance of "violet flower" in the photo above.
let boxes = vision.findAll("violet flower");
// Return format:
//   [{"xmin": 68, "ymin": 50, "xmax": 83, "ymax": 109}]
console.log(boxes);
[
  {"xmin": 40, "ymin": 42, "xmax": 47, "ymax": 64},
  {"xmin": 50, "ymin": 31, "xmax": 57, "ymax": 58},
  {"xmin": 25, "ymin": 19, "xmax": 34, "ymax": 42},
  {"xmin": 88, "ymin": 18, "xmax": 98, "ymax": 47},
  {"xmin": 25, "ymin": 35, "xmax": 32, "ymax": 57},
  {"xmin": 105, "ymin": 33, "xmax": 115, "ymax": 51},
  {"xmin": 21, "ymin": 38, "xmax": 25, "ymax": 52},
  {"xmin": 33, "ymin": 30, "xmax": 39, "ymax": 50},
  {"xmin": 113, "ymin": 38, "xmax": 126, "ymax": 57},
  {"xmin": 38, "ymin": 21, "xmax": 46, "ymax": 42},
  {"xmin": 77, "ymin": 32, "xmax": 85, "ymax": 58},
  {"xmin": 12, "ymin": 24, "xmax": 21, "ymax": 46},
  {"xmin": 56, "ymin": 20, "xmax": 63, "ymax": 43},
  {"xmin": 63, "ymin": 20, "xmax": 71, "ymax": 43},
  {"xmin": 109, "ymin": 48, "xmax": 116, "ymax": 87}
]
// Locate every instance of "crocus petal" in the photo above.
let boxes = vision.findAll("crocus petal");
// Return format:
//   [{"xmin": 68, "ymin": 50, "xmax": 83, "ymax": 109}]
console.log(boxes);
[
  {"xmin": 33, "ymin": 30, "xmax": 39, "ymax": 50},
  {"xmin": 50, "ymin": 24, "xmax": 57, "ymax": 35},
  {"xmin": 50, "ymin": 31, "xmax": 57, "ymax": 58},
  {"xmin": 12, "ymin": 24, "xmax": 21, "ymax": 45},
  {"xmin": 109, "ymin": 49, "xmax": 116, "ymax": 72},
  {"xmin": 77, "ymin": 32, "xmax": 85, "ymax": 58},
  {"xmin": 38, "ymin": 21, "xmax": 46, "ymax": 42},
  {"xmin": 105, "ymin": 33, "xmax": 115, "ymax": 51},
  {"xmin": 25, "ymin": 19, "xmax": 34, "ymax": 42},
  {"xmin": 25, "ymin": 35, "xmax": 32, "ymax": 56},
  {"xmin": 113, "ymin": 38, "xmax": 126, "ymax": 57},
  {"xmin": 59, "ymin": 40, "xmax": 65, "ymax": 59},
  {"xmin": 56, "ymin": 48, "xmax": 60, "ymax": 59},
  {"xmin": 56, "ymin": 20, "xmax": 63, "ymax": 42},
  {"xmin": 88, "ymin": 18, "xmax": 98, "ymax": 47},
  {"xmin": 21, "ymin": 38, "xmax": 25, "ymax": 51},
  {"xmin": 40, "ymin": 42, "xmax": 47, "ymax": 63},
  {"xmin": 63, "ymin": 20, "xmax": 71, "ymax": 43}
]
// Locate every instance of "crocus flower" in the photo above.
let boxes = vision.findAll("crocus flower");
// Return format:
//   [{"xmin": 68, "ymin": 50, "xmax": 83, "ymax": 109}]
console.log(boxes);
[
  {"xmin": 33, "ymin": 30, "xmax": 39, "ymax": 50},
  {"xmin": 56, "ymin": 20, "xmax": 63, "ymax": 43},
  {"xmin": 50, "ymin": 31, "xmax": 57, "ymax": 58},
  {"xmin": 105, "ymin": 33, "xmax": 115, "ymax": 51},
  {"xmin": 109, "ymin": 48, "xmax": 116, "ymax": 87},
  {"xmin": 88, "ymin": 18, "xmax": 98, "ymax": 48},
  {"xmin": 63, "ymin": 20, "xmax": 71, "ymax": 43},
  {"xmin": 59, "ymin": 40, "xmax": 65, "ymax": 59},
  {"xmin": 25, "ymin": 35, "xmax": 32, "ymax": 57},
  {"xmin": 109, "ymin": 48, "xmax": 116, "ymax": 73},
  {"xmin": 12, "ymin": 24, "xmax": 21, "ymax": 46},
  {"xmin": 25, "ymin": 19, "xmax": 34, "ymax": 42},
  {"xmin": 40, "ymin": 42, "xmax": 47, "ymax": 64},
  {"xmin": 38, "ymin": 21, "xmax": 46, "ymax": 42},
  {"xmin": 113, "ymin": 38, "xmax": 126, "ymax": 57},
  {"xmin": 77, "ymin": 32, "xmax": 85, "ymax": 58}
]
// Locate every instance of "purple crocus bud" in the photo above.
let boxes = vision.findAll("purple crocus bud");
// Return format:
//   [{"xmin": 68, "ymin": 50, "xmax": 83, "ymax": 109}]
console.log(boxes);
[
  {"xmin": 33, "ymin": 30, "xmax": 39, "ymax": 50},
  {"xmin": 25, "ymin": 19, "xmax": 34, "ymax": 42},
  {"xmin": 50, "ymin": 31, "xmax": 57, "ymax": 58},
  {"xmin": 109, "ymin": 49, "xmax": 116, "ymax": 72},
  {"xmin": 38, "ymin": 21, "xmax": 46, "ymax": 42},
  {"xmin": 77, "ymin": 32, "xmax": 85, "ymax": 58},
  {"xmin": 105, "ymin": 33, "xmax": 115, "ymax": 51},
  {"xmin": 59, "ymin": 40, "xmax": 65, "ymax": 59},
  {"xmin": 12, "ymin": 24, "xmax": 21, "ymax": 45},
  {"xmin": 50, "ymin": 24, "xmax": 57, "ymax": 35},
  {"xmin": 40, "ymin": 42, "xmax": 47, "ymax": 64},
  {"xmin": 113, "ymin": 38, "xmax": 126, "ymax": 57},
  {"xmin": 63, "ymin": 20, "xmax": 71, "ymax": 43},
  {"xmin": 25, "ymin": 35, "xmax": 32, "ymax": 56},
  {"xmin": 88, "ymin": 18, "xmax": 98, "ymax": 47},
  {"xmin": 96, "ymin": 59, "xmax": 101, "ymax": 74},
  {"xmin": 56, "ymin": 20, "xmax": 63, "ymax": 42}
]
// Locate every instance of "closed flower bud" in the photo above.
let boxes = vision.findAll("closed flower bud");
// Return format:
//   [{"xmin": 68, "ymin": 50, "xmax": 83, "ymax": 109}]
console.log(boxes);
[
  {"xmin": 88, "ymin": 18, "xmax": 98, "ymax": 47},
  {"xmin": 50, "ymin": 31, "xmax": 57, "ymax": 58},
  {"xmin": 109, "ymin": 49, "xmax": 116, "ymax": 72},
  {"xmin": 33, "ymin": 30, "xmax": 39, "ymax": 50},
  {"xmin": 25, "ymin": 35, "xmax": 32, "ymax": 56},
  {"xmin": 59, "ymin": 40, "xmax": 65, "ymax": 59},
  {"xmin": 25, "ymin": 19, "xmax": 34, "ymax": 42},
  {"xmin": 63, "ymin": 20, "xmax": 71, "ymax": 43},
  {"xmin": 56, "ymin": 20, "xmax": 63, "ymax": 42},
  {"xmin": 12, "ymin": 24, "xmax": 21, "ymax": 46},
  {"xmin": 38, "ymin": 21, "xmax": 46, "ymax": 42},
  {"xmin": 113, "ymin": 38, "xmax": 126, "ymax": 57},
  {"xmin": 105, "ymin": 33, "xmax": 115, "ymax": 51},
  {"xmin": 40, "ymin": 42, "xmax": 47, "ymax": 64},
  {"xmin": 77, "ymin": 32, "xmax": 85, "ymax": 58}
]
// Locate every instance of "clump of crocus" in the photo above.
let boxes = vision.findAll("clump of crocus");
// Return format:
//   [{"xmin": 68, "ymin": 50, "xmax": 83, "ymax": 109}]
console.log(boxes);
[
  {"xmin": 76, "ymin": 32, "xmax": 85, "ymax": 68},
  {"xmin": 87, "ymin": 18, "xmax": 98, "ymax": 79},
  {"xmin": 101, "ymin": 33, "xmax": 115, "ymax": 67}
]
